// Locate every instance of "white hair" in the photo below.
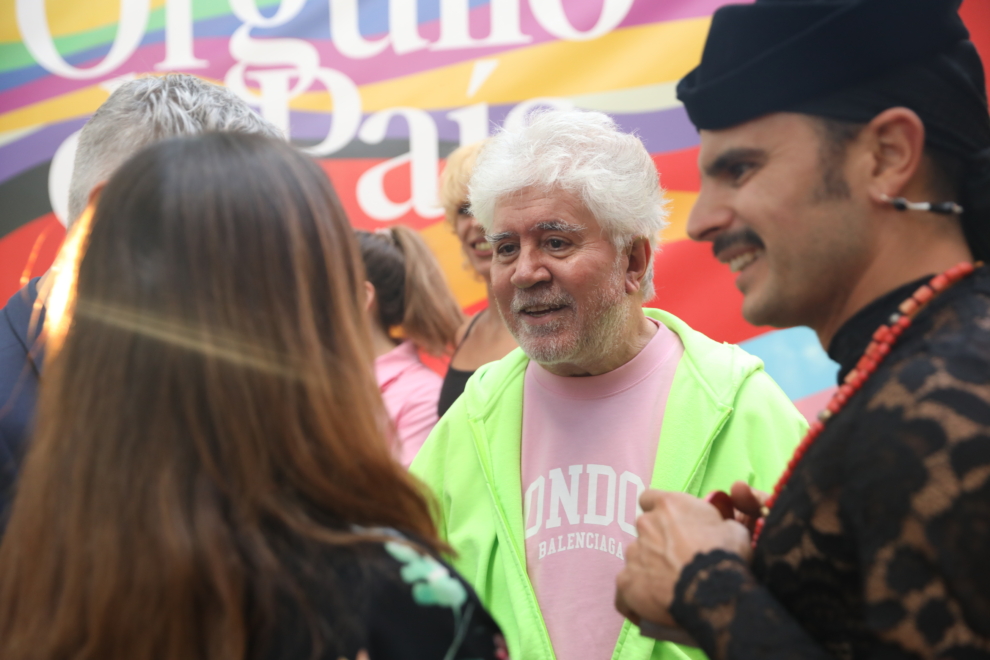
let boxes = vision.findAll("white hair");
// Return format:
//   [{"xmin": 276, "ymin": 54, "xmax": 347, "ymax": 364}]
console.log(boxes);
[
  {"xmin": 468, "ymin": 109, "xmax": 669, "ymax": 299},
  {"xmin": 67, "ymin": 74, "xmax": 282, "ymax": 225}
]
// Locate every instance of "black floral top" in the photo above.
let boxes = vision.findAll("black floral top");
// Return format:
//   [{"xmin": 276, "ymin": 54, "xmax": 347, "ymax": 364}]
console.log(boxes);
[
  {"xmin": 260, "ymin": 535, "xmax": 507, "ymax": 660},
  {"xmin": 670, "ymin": 268, "xmax": 990, "ymax": 660}
]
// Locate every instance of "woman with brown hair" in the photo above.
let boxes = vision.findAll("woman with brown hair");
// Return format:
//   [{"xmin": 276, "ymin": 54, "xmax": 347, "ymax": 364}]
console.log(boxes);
[
  {"xmin": 0, "ymin": 133, "xmax": 506, "ymax": 660},
  {"xmin": 435, "ymin": 141, "xmax": 518, "ymax": 416},
  {"xmin": 357, "ymin": 226, "xmax": 463, "ymax": 466}
]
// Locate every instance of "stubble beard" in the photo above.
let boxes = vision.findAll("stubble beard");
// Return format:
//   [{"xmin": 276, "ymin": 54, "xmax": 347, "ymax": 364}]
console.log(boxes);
[
  {"xmin": 504, "ymin": 262, "xmax": 628, "ymax": 367},
  {"xmin": 742, "ymin": 166, "xmax": 861, "ymax": 330}
]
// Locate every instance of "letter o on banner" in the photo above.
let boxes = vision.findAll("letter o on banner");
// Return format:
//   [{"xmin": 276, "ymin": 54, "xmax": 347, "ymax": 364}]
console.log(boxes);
[
  {"xmin": 49, "ymin": 130, "xmax": 80, "ymax": 227},
  {"xmin": 228, "ymin": 0, "xmax": 307, "ymax": 29},
  {"xmin": 17, "ymin": 0, "xmax": 149, "ymax": 79}
]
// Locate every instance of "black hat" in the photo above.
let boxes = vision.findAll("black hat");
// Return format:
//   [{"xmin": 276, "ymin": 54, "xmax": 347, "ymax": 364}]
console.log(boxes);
[
  {"xmin": 677, "ymin": 0, "xmax": 969, "ymax": 131},
  {"xmin": 677, "ymin": 0, "xmax": 990, "ymax": 260}
]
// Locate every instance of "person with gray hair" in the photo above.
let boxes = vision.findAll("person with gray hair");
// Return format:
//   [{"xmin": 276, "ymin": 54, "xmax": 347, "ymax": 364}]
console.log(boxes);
[
  {"xmin": 411, "ymin": 108, "xmax": 806, "ymax": 660},
  {"xmin": 0, "ymin": 74, "xmax": 281, "ymax": 529},
  {"xmin": 67, "ymin": 74, "xmax": 283, "ymax": 225}
]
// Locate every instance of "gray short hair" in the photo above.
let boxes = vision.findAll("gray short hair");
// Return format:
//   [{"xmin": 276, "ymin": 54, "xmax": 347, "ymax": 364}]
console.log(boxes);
[
  {"xmin": 468, "ymin": 109, "xmax": 669, "ymax": 299},
  {"xmin": 67, "ymin": 74, "xmax": 282, "ymax": 225}
]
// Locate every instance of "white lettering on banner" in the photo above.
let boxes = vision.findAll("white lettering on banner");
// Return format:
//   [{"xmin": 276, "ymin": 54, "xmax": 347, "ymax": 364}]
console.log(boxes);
[
  {"xmin": 445, "ymin": 59, "xmax": 499, "ymax": 146},
  {"xmin": 546, "ymin": 465, "xmax": 582, "ymax": 529},
  {"xmin": 46, "ymin": 73, "xmax": 138, "ymax": 226},
  {"xmin": 584, "ymin": 464, "xmax": 616, "ymax": 526},
  {"xmin": 524, "ymin": 475, "xmax": 545, "ymax": 539},
  {"xmin": 17, "ymin": 0, "xmax": 149, "ymax": 79},
  {"xmin": 229, "ymin": 0, "xmax": 307, "ymax": 28},
  {"xmin": 528, "ymin": 0, "xmax": 635, "ymax": 41},
  {"xmin": 156, "ymin": 0, "xmax": 208, "ymax": 70},
  {"xmin": 48, "ymin": 130, "xmax": 80, "ymax": 227},
  {"xmin": 617, "ymin": 471, "xmax": 646, "ymax": 536},
  {"xmin": 356, "ymin": 107, "xmax": 443, "ymax": 220},
  {"xmin": 432, "ymin": 0, "xmax": 530, "ymax": 51},
  {"xmin": 447, "ymin": 104, "xmax": 490, "ymax": 146},
  {"xmin": 331, "ymin": 0, "xmax": 429, "ymax": 58},
  {"xmin": 225, "ymin": 2, "xmax": 362, "ymax": 155}
]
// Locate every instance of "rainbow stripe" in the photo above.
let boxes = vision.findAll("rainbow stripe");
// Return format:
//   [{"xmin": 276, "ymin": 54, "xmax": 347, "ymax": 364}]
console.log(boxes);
[{"xmin": 37, "ymin": 0, "xmax": 990, "ymax": 415}]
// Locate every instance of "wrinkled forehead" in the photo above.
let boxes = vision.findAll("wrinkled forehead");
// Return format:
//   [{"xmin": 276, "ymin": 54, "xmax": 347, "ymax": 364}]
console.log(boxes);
[{"xmin": 489, "ymin": 186, "xmax": 598, "ymax": 233}]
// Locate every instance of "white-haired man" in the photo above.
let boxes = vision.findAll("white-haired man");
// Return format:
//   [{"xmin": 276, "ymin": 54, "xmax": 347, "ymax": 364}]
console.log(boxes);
[
  {"xmin": 411, "ymin": 109, "xmax": 806, "ymax": 660},
  {"xmin": 0, "ymin": 74, "xmax": 280, "ymax": 525}
]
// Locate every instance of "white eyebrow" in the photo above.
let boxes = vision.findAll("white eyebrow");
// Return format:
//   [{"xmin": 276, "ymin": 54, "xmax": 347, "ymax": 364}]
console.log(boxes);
[
  {"xmin": 486, "ymin": 231, "xmax": 516, "ymax": 243},
  {"xmin": 533, "ymin": 220, "xmax": 584, "ymax": 233}
]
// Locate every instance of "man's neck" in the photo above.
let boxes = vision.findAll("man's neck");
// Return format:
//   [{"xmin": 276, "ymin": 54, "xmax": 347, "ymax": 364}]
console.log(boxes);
[
  {"xmin": 815, "ymin": 233, "xmax": 973, "ymax": 349},
  {"xmin": 541, "ymin": 306, "xmax": 657, "ymax": 378}
]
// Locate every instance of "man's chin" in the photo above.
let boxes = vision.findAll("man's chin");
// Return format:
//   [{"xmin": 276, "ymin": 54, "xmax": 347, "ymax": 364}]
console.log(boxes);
[
  {"xmin": 516, "ymin": 334, "xmax": 576, "ymax": 365},
  {"xmin": 740, "ymin": 288, "xmax": 795, "ymax": 329}
]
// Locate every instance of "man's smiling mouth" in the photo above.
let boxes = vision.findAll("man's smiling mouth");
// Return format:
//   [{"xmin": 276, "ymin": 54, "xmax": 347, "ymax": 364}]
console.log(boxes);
[
  {"xmin": 728, "ymin": 249, "xmax": 763, "ymax": 273},
  {"xmin": 522, "ymin": 304, "xmax": 566, "ymax": 317},
  {"xmin": 713, "ymin": 228, "xmax": 766, "ymax": 274}
]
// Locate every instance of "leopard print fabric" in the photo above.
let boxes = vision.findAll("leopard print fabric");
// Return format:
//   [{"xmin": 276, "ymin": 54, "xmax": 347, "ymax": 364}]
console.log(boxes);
[{"xmin": 670, "ymin": 268, "xmax": 990, "ymax": 660}]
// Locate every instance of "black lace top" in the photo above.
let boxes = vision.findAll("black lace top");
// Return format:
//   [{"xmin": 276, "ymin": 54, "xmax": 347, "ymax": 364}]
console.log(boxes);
[{"xmin": 670, "ymin": 267, "xmax": 990, "ymax": 660}]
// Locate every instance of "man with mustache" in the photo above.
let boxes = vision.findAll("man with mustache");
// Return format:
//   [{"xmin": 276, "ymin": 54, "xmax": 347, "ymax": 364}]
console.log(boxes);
[
  {"xmin": 411, "ymin": 109, "xmax": 806, "ymax": 660},
  {"xmin": 614, "ymin": 0, "xmax": 990, "ymax": 658}
]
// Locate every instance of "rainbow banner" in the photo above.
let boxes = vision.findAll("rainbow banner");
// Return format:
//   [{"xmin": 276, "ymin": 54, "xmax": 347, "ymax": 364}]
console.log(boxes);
[{"xmin": 2, "ymin": 0, "xmax": 989, "ymax": 418}]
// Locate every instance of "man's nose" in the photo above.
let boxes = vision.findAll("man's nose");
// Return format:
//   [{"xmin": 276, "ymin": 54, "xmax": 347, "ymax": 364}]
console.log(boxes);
[
  {"xmin": 510, "ymin": 247, "xmax": 552, "ymax": 289},
  {"xmin": 687, "ymin": 185, "xmax": 733, "ymax": 243}
]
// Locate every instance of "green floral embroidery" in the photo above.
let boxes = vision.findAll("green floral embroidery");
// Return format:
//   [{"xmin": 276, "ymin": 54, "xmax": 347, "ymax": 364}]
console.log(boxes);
[
  {"xmin": 385, "ymin": 541, "xmax": 467, "ymax": 609},
  {"xmin": 385, "ymin": 541, "xmax": 474, "ymax": 660}
]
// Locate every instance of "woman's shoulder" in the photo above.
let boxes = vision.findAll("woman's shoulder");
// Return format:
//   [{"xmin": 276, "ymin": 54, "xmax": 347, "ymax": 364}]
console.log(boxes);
[
  {"xmin": 365, "ymin": 540, "xmax": 507, "ymax": 659},
  {"xmin": 275, "ymin": 534, "xmax": 507, "ymax": 660}
]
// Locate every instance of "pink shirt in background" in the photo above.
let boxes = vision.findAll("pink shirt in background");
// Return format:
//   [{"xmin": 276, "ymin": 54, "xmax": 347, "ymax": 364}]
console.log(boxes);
[
  {"xmin": 375, "ymin": 341, "xmax": 442, "ymax": 467},
  {"xmin": 521, "ymin": 320, "xmax": 684, "ymax": 660}
]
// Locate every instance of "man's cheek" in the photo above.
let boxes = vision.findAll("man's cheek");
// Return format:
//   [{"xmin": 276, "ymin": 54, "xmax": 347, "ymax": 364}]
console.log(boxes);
[{"xmin": 490, "ymin": 267, "xmax": 513, "ymax": 309}]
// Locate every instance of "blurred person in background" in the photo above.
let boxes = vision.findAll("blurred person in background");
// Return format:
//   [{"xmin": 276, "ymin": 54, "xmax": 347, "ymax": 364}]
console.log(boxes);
[
  {"xmin": 0, "ymin": 73, "xmax": 281, "ymax": 528},
  {"xmin": 0, "ymin": 133, "xmax": 505, "ymax": 660},
  {"xmin": 615, "ymin": 0, "xmax": 990, "ymax": 657},
  {"xmin": 436, "ymin": 140, "xmax": 519, "ymax": 416},
  {"xmin": 356, "ymin": 226, "xmax": 464, "ymax": 466},
  {"xmin": 413, "ymin": 109, "xmax": 806, "ymax": 660}
]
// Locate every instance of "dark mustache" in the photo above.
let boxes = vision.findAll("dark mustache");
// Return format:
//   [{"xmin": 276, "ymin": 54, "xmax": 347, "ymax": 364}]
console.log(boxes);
[{"xmin": 712, "ymin": 228, "xmax": 766, "ymax": 260}]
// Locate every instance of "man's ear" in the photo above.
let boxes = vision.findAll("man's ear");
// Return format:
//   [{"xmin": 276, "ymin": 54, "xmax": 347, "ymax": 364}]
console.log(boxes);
[
  {"xmin": 862, "ymin": 107, "xmax": 926, "ymax": 205},
  {"xmin": 624, "ymin": 237, "xmax": 652, "ymax": 295}
]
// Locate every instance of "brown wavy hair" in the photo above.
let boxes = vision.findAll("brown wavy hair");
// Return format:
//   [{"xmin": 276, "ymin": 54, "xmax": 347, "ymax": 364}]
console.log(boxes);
[{"xmin": 0, "ymin": 133, "xmax": 441, "ymax": 660}]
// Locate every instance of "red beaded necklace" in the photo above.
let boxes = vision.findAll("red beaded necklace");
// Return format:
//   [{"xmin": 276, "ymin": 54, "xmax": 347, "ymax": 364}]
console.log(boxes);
[{"xmin": 750, "ymin": 261, "xmax": 980, "ymax": 548}]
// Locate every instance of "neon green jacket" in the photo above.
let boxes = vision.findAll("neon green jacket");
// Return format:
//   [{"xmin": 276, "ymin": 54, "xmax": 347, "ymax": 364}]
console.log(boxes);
[{"xmin": 411, "ymin": 309, "xmax": 806, "ymax": 660}]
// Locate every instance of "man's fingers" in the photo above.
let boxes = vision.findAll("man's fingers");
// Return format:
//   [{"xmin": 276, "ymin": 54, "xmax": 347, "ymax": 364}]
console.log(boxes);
[
  {"xmin": 614, "ymin": 573, "xmax": 642, "ymax": 625},
  {"xmin": 639, "ymin": 489, "xmax": 664, "ymax": 512},
  {"xmin": 704, "ymin": 490, "xmax": 735, "ymax": 520},
  {"xmin": 730, "ymin": 481, "xmax": 767, "ymax": 518}
]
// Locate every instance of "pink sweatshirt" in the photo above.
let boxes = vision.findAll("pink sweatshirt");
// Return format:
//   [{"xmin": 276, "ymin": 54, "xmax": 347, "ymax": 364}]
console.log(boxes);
[
  {"xmin": 375, "ymin": 341, "xmax": 443, "ymax": 467},
  {"xmin": 521, "ymin": 320, "xmax": 684, "ymax": 660}
]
